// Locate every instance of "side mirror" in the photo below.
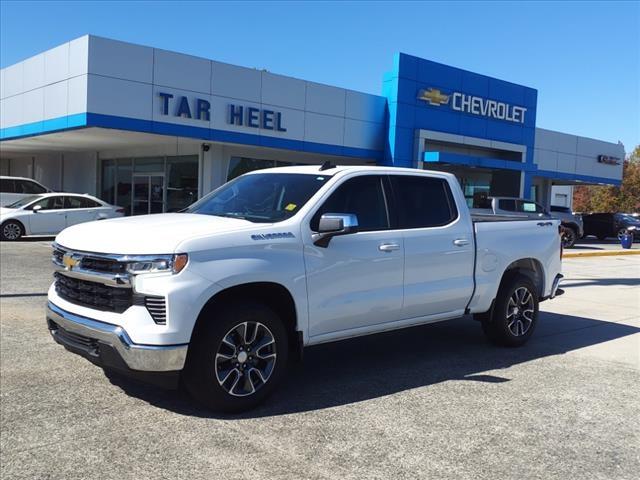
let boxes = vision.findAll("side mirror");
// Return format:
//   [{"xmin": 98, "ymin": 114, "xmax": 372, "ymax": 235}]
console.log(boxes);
[
  {"xmin": 312, "ymin": 213, "xmax": 359, "ymax": 247},
  {"xmin": 32, "ymin": 205, "xmax": 42, "ymax": 212}
]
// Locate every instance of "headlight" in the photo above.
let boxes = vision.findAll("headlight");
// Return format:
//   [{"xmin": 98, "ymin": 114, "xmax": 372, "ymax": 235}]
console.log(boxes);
[{"xmin": 126, "ymin": 254, "xmax": 188, "ymax": 274}]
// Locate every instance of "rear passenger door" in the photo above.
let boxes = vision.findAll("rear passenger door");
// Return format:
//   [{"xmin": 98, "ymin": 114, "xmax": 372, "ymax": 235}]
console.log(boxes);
[
  {"xmin": 390, "ymin": 174, "xmax": 474, "ymax": 319},
  {"xmin": 63, "ymin": 196, "xmax": 100, "ymax": 227}
]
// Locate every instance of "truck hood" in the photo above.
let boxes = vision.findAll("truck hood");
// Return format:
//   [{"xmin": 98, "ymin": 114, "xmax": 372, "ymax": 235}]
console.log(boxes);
[{"xmin": 55, "ymin": 213, "xmax": 259, "ymax": 254}]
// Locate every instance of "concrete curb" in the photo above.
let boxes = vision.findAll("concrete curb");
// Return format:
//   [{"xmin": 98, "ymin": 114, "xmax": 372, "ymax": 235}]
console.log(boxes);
[{"xmin": 564, "ymin": 250, "xmax": 640, "ymax": 258}]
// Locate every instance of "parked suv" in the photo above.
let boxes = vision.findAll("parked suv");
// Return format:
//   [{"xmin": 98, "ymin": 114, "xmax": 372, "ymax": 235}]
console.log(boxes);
[
  {"xmin": 582, "ymin": 213, "xmax": 640, "ymax": 241},
  {"xmin": 0, "ymin": 176, "xmax": 50, "ymax": 206},
  {"xmin": 549, "ymin": 205, "xmax": 584, "ymax": 248}
]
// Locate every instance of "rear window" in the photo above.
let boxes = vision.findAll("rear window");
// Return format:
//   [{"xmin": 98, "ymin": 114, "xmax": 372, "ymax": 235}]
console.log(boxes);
[
  {"xmin": 0, "ymin": 178, "xmax": 15, "ymax": 193},
  {"xmin": 498, "ymin": 199, "xmax": 517, "ymax": 211},
  {"xmin": 390, "ymin": 175, "xmax": 458, "ymax": 228}
]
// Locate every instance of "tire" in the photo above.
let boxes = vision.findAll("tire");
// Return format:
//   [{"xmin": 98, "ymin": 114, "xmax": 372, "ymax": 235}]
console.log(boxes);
[
  {"xmin": 183, "ymin": 301, "xmax": 289, "ymax": 413},
  {"xmin": 617, "ymin": 228, "xmax": 629, "ymax": 241},
  {"xmin": 560, "ymin": 226, "xmax": 578, "ymax": 248},
  {"xmin": 1, "ymin": 220, "xmax": 24, "ymax": 241},
  {"xmin": 481, "ymin": 274, "xmax": 539, "ymax": 347}
]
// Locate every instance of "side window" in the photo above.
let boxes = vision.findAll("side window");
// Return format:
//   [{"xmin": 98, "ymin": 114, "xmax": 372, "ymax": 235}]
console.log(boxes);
[
  {"xmin": 32, "ymin": 196, "xmax": 64, "ymax": 210},
  {"xmin": 17, "ymin": 180, "xmax": 46, "ymax": 194},
  {"xmin": 390, "ymin": 175, "xmax": 458, "ymax": 228},
  {"xmin": 517, "ymin": 200, "xmax": 542, "ymax": 213},
  {"xmin": 64, "ymin": 196, "xmax": 84, "ymax": 209},
  {"xmin": 0, "ymin": 179, "xmax": 15, "ymax": 193},
  {"xmin": 498, "ymin": 199, "xmax": 517, "ymax": 211},
  {"xmin": 82, "ymin": 198, "xmax": 101, "ymax": 208},
  {"xmin": 311, "ymin": 176, "xmax": 389, "ymax": 232}
]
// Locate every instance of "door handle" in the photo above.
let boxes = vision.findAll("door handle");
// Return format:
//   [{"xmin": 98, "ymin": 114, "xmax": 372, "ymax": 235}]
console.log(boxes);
[
  {"xmin": 453, "ymin": 238, "xmax": 470, "ymax": 247},
  {"xmin": 537, "ymin": 222, "xmax": 553, "ymax": 227},
  {"xmin": 378, "ymin": 243, "xmax": 400, "ymax": 252}
]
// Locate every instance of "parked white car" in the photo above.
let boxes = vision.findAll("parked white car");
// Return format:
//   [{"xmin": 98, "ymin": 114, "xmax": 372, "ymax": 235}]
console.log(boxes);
[
  {"xmin": 0, "ymin": 193, "xmax": 125, "ymax": 240},
  {"xmin": 47, "ymin": 165, "xmax": 563, "ymax": 412},
  {"xmin": 0, "ymin": 176, "xmax": 51, "ymax": 206}
]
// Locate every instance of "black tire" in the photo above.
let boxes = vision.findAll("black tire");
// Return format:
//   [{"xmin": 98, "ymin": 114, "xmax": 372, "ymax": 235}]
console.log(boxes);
[
  {"xmin": 183, "ymin": 301, "xmax": 289, "ymax": 413},
  {"xmin": 1, "ymin": 220, "xmax": 24, "ymax": 241},
  {"xmin": 560, "ymin": 225, "xmax": 578, "ymax": 248},
  {"xmin": 481, "ymin": 274, "xmax": 539, "ymax": 347}
]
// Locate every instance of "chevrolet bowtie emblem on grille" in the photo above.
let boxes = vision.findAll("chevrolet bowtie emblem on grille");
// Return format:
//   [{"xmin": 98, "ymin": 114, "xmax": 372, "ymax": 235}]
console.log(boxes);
[
  {"xmin": 417, "ymin": 88, "xmax": 450, "ymax": 106},
  {"xmin": 62, "ymin": 254, "xmax": 79, "ymax": 270}
]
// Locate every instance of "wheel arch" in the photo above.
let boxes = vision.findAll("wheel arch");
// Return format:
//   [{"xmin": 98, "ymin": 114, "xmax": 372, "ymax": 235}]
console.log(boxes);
[
  {"xmin": 499, "ymin": 258, "xmax": 545, "ymax": 299},
  {"xmin": 190, "ymin": 281, "xmax": 302, "ymax": 360}
]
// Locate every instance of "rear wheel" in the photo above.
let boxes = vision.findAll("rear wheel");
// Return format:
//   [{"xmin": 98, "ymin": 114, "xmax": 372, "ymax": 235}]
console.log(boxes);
[
  {"xmin": 560, "ymin": 225, "xmax": 577, "ymax": 248},
  {"xmin": 183, "ymin": 302, "xmax": 289, "ymax": 412},
  {"xmin": 1, "ymin": 220, "xmax": 24, "ymax": 241},
  {"xmin": 481, "ymin": 274, "xmax": 539, "ymax": 347}
]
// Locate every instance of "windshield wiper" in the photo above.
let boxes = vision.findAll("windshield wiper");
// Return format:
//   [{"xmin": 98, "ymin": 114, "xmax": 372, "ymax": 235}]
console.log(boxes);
[{"xmin": 211, "ymin": 212, "xmax": 248, "ymax": 220}]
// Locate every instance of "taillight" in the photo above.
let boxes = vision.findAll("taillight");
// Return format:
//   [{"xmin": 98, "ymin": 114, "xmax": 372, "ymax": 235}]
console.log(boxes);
[{"xmin": 116, "ymin": 208, "xmax": 125, "ymax": 214}]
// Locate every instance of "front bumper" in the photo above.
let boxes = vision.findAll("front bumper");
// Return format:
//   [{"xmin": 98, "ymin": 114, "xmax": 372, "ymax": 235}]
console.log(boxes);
[{"xmin": 47, "ymin": 302, "xmax": 188, "ymax": 386}]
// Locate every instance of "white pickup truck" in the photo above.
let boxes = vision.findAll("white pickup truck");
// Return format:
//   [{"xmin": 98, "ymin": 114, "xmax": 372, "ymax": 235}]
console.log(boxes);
[{"xmin": 47, "ymin": 165, "xmax": 563, "ymax": 412}]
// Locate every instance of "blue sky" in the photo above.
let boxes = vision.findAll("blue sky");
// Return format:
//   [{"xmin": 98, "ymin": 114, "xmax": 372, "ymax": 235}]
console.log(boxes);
[{"xmin": 1, "ymin": 1, "xmax": 638, "ymax": 151}]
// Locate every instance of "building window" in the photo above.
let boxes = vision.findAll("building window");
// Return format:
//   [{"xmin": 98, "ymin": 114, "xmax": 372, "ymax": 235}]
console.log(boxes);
[{"xmin": 99, "ymin": 155, "xmax": 198, "ymax": 215}]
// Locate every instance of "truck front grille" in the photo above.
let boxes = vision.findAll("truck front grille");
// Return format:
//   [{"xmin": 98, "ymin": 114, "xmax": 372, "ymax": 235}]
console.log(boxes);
[{"xmin": 54, "ymin": 272, "xmax": 133, "ymax": 313}]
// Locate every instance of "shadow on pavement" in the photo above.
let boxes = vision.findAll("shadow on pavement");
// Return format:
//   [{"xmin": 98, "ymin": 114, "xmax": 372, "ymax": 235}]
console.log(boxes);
[{"xmin": 105, "ymin": 311, "xmax": 639, "ymax": 419}]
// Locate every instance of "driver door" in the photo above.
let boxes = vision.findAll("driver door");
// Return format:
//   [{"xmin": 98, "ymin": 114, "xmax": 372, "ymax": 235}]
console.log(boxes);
[{"xmin": 303, "ymin": 175, "xmax": 404, "ymax": 339}]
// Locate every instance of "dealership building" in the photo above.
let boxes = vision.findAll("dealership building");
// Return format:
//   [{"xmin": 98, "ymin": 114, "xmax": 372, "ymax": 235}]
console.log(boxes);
[{"xmin": 0, "ymin": 35, "xmax": 625, "ymax": 215}]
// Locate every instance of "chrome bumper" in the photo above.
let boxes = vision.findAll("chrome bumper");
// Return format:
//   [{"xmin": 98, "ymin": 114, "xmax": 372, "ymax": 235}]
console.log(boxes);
[{"xmin": 46, "ymin": 302, "xmax": 187, "ymax": 372}]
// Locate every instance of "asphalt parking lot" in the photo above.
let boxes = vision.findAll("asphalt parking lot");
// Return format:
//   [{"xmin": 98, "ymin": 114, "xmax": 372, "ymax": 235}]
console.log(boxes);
[{"xmin": 1, "ymin": 241, "xmax": 638, "ymax": 480}]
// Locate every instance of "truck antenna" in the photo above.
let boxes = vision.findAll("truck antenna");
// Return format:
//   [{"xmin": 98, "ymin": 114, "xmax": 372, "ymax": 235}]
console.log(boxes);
[{"xmin": 319, "ymin": 161, "xmax": 336, "ymax": 171}]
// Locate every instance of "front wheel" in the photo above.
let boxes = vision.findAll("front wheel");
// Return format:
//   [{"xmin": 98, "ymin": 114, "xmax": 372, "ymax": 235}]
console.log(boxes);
[
  {"xmin": 183, "ymin": 302, "xmax": 289, "ymax": 412},
  {"xmin": 481, "ymin": 274, "xmax": 539, "ymax": 347},
  {"xmin": 1, "ymin": 220, "xmax": 24, "ymax": 241}
]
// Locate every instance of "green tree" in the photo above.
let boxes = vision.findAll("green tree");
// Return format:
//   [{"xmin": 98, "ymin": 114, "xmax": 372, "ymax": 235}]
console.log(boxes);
[{"xmin": 573, "ymin": 145, "xmax": 640, "ymax": 213}]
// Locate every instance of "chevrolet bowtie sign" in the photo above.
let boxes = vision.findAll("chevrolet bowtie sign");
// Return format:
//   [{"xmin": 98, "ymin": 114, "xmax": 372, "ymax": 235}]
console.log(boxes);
[{"xmin": 417, "ymin": 87, "xmax": 527, "ymax": 124}]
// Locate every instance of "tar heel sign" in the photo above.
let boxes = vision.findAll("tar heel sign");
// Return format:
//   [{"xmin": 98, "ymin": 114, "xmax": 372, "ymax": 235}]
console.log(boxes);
[
  {"xmin": 418, "ymin": 87, "xmax": 527, "ymax": 124},
  {"xmin": 156, "ymin": 92, "xmax": 287, "ymax": 132}
]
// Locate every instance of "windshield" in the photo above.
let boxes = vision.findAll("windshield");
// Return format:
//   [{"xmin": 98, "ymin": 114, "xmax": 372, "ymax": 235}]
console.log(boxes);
[
  {"xmin": 186, "ymin": 173, "xmax": 330, "ymax": 222},
  {"xmin": 5, "ymin": 195, "xmax": 43, "ymax": 208}
]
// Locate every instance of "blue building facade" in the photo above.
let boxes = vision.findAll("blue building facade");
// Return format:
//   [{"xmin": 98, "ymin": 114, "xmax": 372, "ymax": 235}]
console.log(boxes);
[{"xmin": 0, "ymin": 36, "xmax": 626, "ymax": 213}]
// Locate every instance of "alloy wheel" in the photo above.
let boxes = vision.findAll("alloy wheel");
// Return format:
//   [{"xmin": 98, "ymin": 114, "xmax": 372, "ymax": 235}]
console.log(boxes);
[
  {"xmin": 2, "ymin": 223, "xmax": 21, "ymax": 240},
  {"xmin": 506, "ymin": 287, "xmax": 535, "ymax": 337},
  {"xmin": 561, "ymin": 227, "xmax": 576, "ymax": 248},
  {"xmin": 617, "ymin": 228, "xmax": 629, "ymax": 240},
  {"xmin": 215, "ymin": 321, "xmax": 277, "ymax": 397}
]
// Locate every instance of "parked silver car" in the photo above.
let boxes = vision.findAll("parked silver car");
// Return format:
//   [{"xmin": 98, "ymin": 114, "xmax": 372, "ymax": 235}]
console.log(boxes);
[{"xmin": 0, "ymin": 193, "xmax": 125, "ymax": 241}]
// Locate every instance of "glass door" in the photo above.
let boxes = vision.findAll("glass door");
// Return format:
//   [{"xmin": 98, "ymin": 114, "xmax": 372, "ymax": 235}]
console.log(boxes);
[{"xmin": 132, "ymin": 174, "xmax": 165, "ymax": 215}]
